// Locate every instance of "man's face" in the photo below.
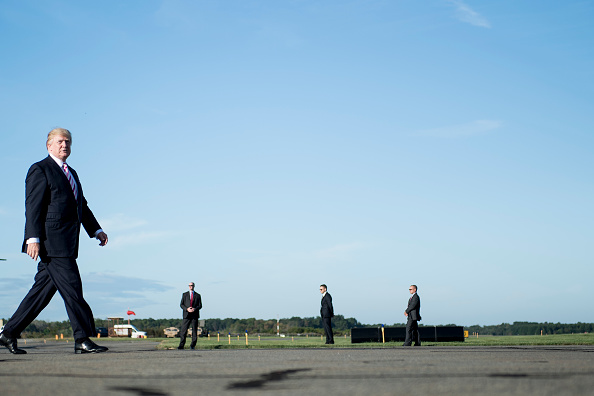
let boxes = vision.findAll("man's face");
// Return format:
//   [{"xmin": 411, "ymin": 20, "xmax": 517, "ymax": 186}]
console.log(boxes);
[
  {"xmin": 320, "ymin": 286, "xmax": 326, "ymax": 294},
  {"xmin": 189, "ymin": 283, "xmax": 195, "ymax": 290},
  {"xmin": 47, "ymin": 135, "xmax": 71, "ymax": 161},
  {"xmin": 409, "ymin": 286, "xmax": 416, "ymax": 294}
]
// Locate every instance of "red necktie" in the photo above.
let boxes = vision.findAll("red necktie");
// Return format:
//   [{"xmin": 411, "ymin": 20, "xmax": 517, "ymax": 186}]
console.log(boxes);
[
  {"xmin": 62, "ymin": 163, "xmax": 78, "ymax": 199},
  {"xmin": 190, "ymin": 292, "xmax": 194, "ymax": 306}
]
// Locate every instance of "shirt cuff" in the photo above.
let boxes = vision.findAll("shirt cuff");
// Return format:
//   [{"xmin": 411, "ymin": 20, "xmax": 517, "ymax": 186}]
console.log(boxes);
[
  {"xmin": 27, "ymin": 238, "xmax": 40, "ymax": 244},
  {"xmin": 93, "ymin": 229, "xmax": 104, "ymax": 238}
]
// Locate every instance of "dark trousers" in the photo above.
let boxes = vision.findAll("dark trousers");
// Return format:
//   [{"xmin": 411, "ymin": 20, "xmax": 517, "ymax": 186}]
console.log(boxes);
[
  {"xmin": 3, "ymin": 257, "xmax": 95, "ymax": 340},
  {"xmin": 404, "ymin": 318, "xmax": 420, "ymax": 346},
  {"xmin": 179, "ymin": 317, "xmax": 198, "ymax": 347},
  {"xmin": 322, "ymin": 316, "xmax": 334, "ymax": 343}
]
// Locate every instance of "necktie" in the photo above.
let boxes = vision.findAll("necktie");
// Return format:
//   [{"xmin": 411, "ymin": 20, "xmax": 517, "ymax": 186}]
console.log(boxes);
[
  {"xmin": 62, "ymin": 163, "xmax": 78, "ymax": 199},
  {"xmin": 190, "ymin": 291, "xmax": 194, "ymax": 306}
]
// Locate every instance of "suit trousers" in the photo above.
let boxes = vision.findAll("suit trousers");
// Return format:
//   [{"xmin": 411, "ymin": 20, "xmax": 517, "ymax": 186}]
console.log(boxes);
[
  {"xmin": 404, "ymin": 317, "xmax": 421, "ymax": 346},
  {"xmin": 322, "ymin": 316, "xmax": 334, "ymax": 343},
  {"xmin": 179, "ymin": 317, "xmax": 198, "ymax": 347},
  {"xmin": 4, "ymin": 257, "xmax": 95, "ymax": 340}
]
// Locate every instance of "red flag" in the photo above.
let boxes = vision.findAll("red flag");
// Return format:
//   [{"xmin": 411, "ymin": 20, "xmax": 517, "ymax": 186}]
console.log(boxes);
[{"xmin": 127, "ymin": 310, "xmax": 136, "ymax": 315}]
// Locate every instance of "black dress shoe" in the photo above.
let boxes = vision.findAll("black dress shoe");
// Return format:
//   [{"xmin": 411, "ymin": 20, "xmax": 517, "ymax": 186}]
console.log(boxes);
[
  {"xmin": 0, "ymin": 332, "xmax": 27, "ymax": 354},
  {"xmin": 74, "ymin": 339, "xmax": 108, "ymax": 354}
]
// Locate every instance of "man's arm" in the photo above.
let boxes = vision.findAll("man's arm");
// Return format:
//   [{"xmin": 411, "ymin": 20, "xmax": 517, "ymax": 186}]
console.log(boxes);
[
  {"xmin": 196, "ymin": 294, "xmax": 203, "ymax": 311},
  {"xmin": 405, "ymin": 295, "xmax": 420, "ymax": 315},
  {"xmin": 180, "ymin": 294, "xmax": 188, "ymax": 311},
  {"xmin": 23, "ymin": 165, "xmax": 47, "ymax": 261}
]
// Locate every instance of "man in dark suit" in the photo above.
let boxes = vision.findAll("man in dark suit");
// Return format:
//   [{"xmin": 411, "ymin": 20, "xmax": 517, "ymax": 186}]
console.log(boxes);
[
  {"xmin": 403, "ymin": 284, "xmax": 421, "ymax": 346},
  {"xmin": 0, "ymin": 128, "xmax": 109, "ymax": 355},
  {"xmin": 178, "ymin": 282, "xmax": 202, "ymax": 349},
  {"xmin": 320, "ymin": 284, "xmax": 334, "ymax": 344}
]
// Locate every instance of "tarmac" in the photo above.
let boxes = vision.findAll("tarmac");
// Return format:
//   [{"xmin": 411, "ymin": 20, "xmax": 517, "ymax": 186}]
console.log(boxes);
[{"xmin": 1, "ymin": 340, "xmax": 594, "ymax": 396}]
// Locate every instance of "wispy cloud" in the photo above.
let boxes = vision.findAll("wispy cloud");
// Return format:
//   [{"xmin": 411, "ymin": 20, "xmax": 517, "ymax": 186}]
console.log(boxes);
[
  {"xmin": 414, "ymin": 120, "xmax": 502, "ymax": 138},
  {"xmin": 314, "ymin": 242, "xmax": 369, "ymax": 260},
  {"xmin": 153, "ymin": 0, "xmax": 200, "ymax": 31},
  {"xmin": 0, "ymin": 273, "xmax": 174, "ymax": 320},
  {"xmin": 447, "ymin": 0, "xmax": 491, "ymax": 28},
  {"xmin": 100, "ymin": 214, "xmax": 148, "ymax": 233},
  {"xmin": 84, "ymin": 273, "xmax": 175, "ymax": 315},
  {"xmin": 108, "ymin": 230, "xmax": 177, "ymax": 248},
  {"xmin": 98, "ymin": 214, "xmax": 179, "ymax": 248},
  {"xmin": 0, "ymin": 277, "xmax": 32, "ymax": 297}
]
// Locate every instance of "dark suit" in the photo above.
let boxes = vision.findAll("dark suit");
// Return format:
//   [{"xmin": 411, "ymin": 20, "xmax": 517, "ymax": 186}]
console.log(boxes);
[
  {"xmin": 4, "ymin": 156, "xmax": 101, "ymax": 340},
  {"xmin": 178, "ymin": 291, "xmax": 202, "ymax": 348},
  {"xmin": 404, "ymin": 293, "xmax": 421, "ymax": 346},
  {"xmin": 321, "ymin": 293, "xmax": 334, "ymax": 344}
]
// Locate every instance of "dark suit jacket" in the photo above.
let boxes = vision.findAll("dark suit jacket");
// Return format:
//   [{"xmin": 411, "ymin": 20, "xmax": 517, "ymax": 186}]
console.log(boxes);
[
  {"xmin": 21, "ymin": 156, "xmax": 101, "ymax": 259},
  {"xmin": 180, "ymin": 291, "xmax": 202, "ymax": 319},
  {"xmin": 321, "ymin": 293, "xmax": 334, "ymax": 318},
  {"xmin": 405, "ymin": 293, "xmax": 421, "ymax": 321}
]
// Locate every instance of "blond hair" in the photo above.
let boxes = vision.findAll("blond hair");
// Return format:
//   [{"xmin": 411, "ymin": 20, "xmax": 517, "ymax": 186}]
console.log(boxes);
[{"xmin": 46, "ymin": 128, "xmax": 72, "ymax": 147}]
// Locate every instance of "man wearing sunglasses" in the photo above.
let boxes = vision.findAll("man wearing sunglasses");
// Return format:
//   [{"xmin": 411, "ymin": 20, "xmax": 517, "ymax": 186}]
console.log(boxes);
[
  {"xmin": 178, "ymin": 282, "xmax": 202, "ymax": 350},
  {"xmin": 320, "ymin": 284, "xmax": 334, "ymax": 344},
  {"xmin": 403, "ymin": 285, "xmax": 421, "ymax": 346}
]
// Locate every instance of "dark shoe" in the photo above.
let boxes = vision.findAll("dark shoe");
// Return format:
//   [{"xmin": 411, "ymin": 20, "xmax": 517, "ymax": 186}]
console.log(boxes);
[
  {"xmin": 0, "ymin": 332, "xmax": 26, "ymax": 354},
  {"xmin": 177, "ymin": 345, "xmax": 184, "ymax": 350},
  {"xmin": 75, "ymin": 339, "xmax": 108, "ymax": 354}
]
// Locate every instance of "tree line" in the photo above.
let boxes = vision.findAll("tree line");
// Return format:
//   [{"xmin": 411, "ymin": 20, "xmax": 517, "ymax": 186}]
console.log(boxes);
[
  {"xmin": 3, "ymin": 318, "xmax": 592, "ymax": 338},
  {"xmin": 464, "ymin": 321, "xmax": 594, "ymax": 336},
  {"xmin": 2, "ymin": 315, "xmax": 361, "ymax": 338}
]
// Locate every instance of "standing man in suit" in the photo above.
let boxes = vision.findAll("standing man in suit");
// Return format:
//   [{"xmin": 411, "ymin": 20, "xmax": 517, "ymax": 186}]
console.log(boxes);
[
  {"xmin": 403, "ymin": 284, "xmax": 421, "ymax": 346},
  {"xmin": 0, "ymin": 128, "xmax": 109, "ymax": 355},
  {"xmin": 320, "ymin": 284, "xmax": 334, "ymax": 344},
  {"xmin": 178, "ymin": 282, "xmax": 202, "ymax": 350}
]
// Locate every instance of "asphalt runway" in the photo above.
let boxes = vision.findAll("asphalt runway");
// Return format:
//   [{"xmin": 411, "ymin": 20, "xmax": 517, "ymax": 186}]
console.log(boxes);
[{"xmin": 1, "ymin": 340, "xmax": 594, "ymax": 396}]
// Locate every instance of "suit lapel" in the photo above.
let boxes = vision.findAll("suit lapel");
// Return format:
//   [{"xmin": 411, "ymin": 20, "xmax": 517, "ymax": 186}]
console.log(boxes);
[{"xmin": 45, "ymin": 156, "xmax": 79, "ymax": 205}]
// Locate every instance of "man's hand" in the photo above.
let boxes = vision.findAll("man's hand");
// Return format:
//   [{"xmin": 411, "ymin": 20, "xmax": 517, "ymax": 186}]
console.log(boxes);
[
  {"xmin": 404, "ymin": 312, "xmax": 408, "ymax": 317},
  {"xmin": 187, "ymin": 307, "xmax": 195, "ymax": 312},
  {"xmin": 27, "ymin": 242, "xmax": 40, "ymax": 261},
  {"xmin": 97, "ymin": 232, "xmax": 108, "ymax": 246}
]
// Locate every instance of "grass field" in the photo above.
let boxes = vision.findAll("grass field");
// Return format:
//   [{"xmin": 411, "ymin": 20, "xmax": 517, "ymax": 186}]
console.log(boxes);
[{"xmin": 157, "ymin": 332, "xmax": 594, "ymax": 349}]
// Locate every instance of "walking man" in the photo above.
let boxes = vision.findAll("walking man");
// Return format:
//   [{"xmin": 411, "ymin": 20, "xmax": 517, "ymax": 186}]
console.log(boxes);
[{"xmin": 0, "ymin": 128, "xmax": 109, "ymax": 354}]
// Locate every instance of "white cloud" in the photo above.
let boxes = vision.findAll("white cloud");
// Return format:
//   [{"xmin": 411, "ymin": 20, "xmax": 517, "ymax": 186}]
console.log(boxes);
[
  {"xmin": 447, "ymin": 0, "xmax": 491, "ymax": 28},
  {"xmin": 414, "ymin": 119, "xmax": 502, "ymax": 138}
]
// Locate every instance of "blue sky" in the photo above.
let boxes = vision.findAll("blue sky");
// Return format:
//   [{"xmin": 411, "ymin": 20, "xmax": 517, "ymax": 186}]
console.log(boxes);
[{"xmin": 1, "ymin": 0, "xmax": 593, "ymax": 327}]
